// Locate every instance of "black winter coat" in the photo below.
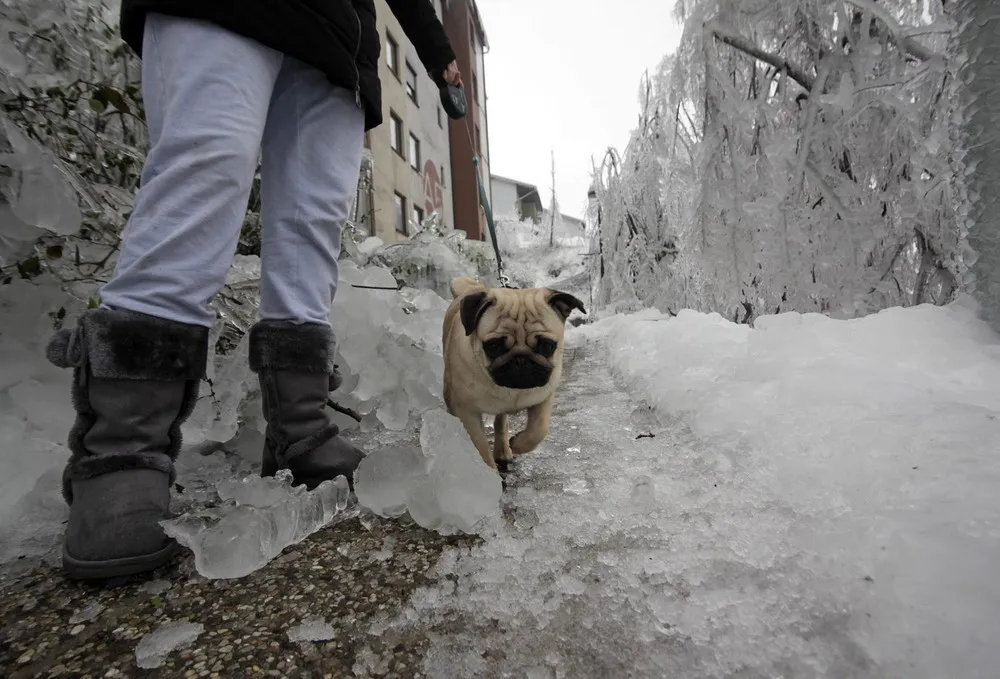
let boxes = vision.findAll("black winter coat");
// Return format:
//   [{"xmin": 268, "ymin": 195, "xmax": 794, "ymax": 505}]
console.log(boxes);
[{"xmin": 119, "ymin": 0, "xmax": 457, "ymax": 131}]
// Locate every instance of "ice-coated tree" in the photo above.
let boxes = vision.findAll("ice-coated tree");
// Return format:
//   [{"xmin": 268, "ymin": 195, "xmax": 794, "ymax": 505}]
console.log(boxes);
[
  {"xmin": 590, "ymin": 0, "xmax": 968, "ymax": 323},
  {"xmin": 949, "ymin": 0, "xmax": 1000, "ymax": 332}
]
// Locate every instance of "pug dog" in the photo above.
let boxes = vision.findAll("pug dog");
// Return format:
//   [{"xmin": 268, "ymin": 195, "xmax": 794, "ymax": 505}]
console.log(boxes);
[{"xmin": 442, "ymin": 276, "xmax": 586, "ymax": 472}]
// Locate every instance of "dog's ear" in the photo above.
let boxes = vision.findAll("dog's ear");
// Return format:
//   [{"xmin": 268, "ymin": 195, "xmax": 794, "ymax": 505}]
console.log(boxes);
[
  {"xmin": 460, "ymin": 291, "xmax": 494, "ymax": 336},
  {"xmin": 547, "ymin": 291, "xmax": 587, "ymax": 322}
]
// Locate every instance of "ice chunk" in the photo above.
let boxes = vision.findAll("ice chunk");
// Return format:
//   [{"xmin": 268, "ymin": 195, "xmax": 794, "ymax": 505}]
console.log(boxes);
[
  {"xmin": 372, "ymin": 536, "xmax": 396, "ymax": 562},
  {"xmin": 134, "ymin": 620, "xmax": 204, "ymax": 669},
  {"xmin": 0, "ymin": 115, "xmax": 82, "ymax": 238},
  {"xmin": 406, "ymin": 409, "xmax": 502, "ymax": 535},
  {"xmin": 378, "ymin": 230, "xmax": 487, "ymax": 299},
  {"xmin": 68, "ymin": 603, "xmax": 104, "ymax": 625},
  {"xmin": 287, "ymin": 616, "xmax": 336, "ymax": 643},
  {"xmin": 354, "ymin": 410, "xmax": 502, "ymax": 535},
  {"xmin": 354, "ymin": 444, "xmax": 427, "ymax": 518},
  {"xmin": 141, "ymin": 580, "xmax": 172, "ymax": 596},
  {"xmin": 160, "ymin": 470, "xmax": 354, "ymax": 579}
]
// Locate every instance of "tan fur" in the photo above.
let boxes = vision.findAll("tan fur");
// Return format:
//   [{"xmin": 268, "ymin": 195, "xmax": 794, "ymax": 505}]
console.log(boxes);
[{"xmin": 443, "ymin": 276, "xmax": 584, "ymax": 472}]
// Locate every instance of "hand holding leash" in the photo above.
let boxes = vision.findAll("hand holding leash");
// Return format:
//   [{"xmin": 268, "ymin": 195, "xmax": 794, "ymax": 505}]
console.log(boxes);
[{"xmin": 433, "ymin": 60, "xmax": 467, "ymax": 120}]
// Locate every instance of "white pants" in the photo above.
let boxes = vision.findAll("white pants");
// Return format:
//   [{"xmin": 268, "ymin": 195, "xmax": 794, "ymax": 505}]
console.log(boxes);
[{"xmin": 100, "ymin": 13, "xmax": 365, "ymax": 328}]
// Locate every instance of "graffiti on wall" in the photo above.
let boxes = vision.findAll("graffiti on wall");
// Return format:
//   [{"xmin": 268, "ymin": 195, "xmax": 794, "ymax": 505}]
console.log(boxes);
[{"xmin": 423, "ymin": 159, "xmax": 444, "ymax": 218}]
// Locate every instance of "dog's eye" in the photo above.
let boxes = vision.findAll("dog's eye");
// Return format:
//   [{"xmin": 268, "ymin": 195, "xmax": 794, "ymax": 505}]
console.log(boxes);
[
  {"xmin": 482, "ymin": 337, "xmax": 507, "ymax": 359},
  {"xmin": 534, "ymin": 337, "xmax": 557, "ymax": 357}
]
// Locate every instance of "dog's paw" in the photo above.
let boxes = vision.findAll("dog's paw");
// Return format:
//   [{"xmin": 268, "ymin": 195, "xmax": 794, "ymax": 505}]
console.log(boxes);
[{"xmin": 509, "ymin": 432, "xmax": 539, "ymax": 457}]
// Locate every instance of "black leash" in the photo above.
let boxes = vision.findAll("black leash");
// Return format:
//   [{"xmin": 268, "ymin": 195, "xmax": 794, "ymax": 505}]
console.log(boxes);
[{"xmin": 439, "ymin": 80, "xmax": 513, "ymax": 289}]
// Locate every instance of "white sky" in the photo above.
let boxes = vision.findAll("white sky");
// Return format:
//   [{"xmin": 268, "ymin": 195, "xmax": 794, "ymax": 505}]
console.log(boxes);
[{"xmin": 477, "ymin": 0, "xmax": 683, "ymax": 220}]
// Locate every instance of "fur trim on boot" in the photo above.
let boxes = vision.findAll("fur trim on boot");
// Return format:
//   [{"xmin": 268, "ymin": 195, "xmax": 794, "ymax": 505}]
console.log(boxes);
[{"xmin": 47, "ymin": 308, "xmax": 208, "ymax": 503}]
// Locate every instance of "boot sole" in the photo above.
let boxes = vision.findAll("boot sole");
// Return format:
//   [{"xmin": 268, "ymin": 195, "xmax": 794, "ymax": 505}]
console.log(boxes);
[{"xmin": 62, "ymin": 540, "xmax": 180, "ymax": 581}]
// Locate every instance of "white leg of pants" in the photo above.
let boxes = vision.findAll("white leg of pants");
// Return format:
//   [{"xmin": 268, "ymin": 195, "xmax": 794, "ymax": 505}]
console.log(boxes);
[
  {"xmin": 258, "ymin": 49, "xmax": 365, "ymax": 325},
  {"xmin": 100, "ymin": 13, "xmax": 364, "ymax": 328}
]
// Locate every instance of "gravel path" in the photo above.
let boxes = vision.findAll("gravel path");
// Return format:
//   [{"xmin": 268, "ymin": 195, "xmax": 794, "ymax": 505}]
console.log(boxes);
[{"xmin": 1, "ymin": 517, "xmax": 477, "ymax": 678}]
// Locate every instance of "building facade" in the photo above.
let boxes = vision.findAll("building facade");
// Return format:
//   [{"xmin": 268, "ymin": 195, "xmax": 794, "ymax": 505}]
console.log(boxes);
[
  {"xmin": 358, "ymin": 0, "xmax": 454, "ymax": 242},
  {"xmin": 442, "ymin": 0, "xmax": 491, "ymax": 241},
  {"xmin": 355, "ymin": 0, "xmax": 491, "ymax": 245},
  {"xmin": 490, "ymin": 174, "xmax": 544, "ymax": 223}
]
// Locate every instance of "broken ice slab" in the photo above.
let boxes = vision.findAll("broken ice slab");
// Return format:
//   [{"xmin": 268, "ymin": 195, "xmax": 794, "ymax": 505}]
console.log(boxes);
[
  {"xmin": 134, "ymin": 620, "xmax": 204, "ymax": 669},
  {"xmin": 354, "ymin": 444, "xmax": 427, "ymax": 518},
  {"xmin": 410, "ymin": 407, "xmax": 502, "ymax": 535},
  {"xmin": 354, "ymin": 409, "xmax": 502, "ymax": 536},
  {"xmin": 161, "ymin": 470, "xmax": 353, "ymax": 579}
]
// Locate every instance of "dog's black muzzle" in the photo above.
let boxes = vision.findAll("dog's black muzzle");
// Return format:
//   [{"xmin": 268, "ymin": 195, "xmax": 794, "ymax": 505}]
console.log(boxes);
[{"xmin": 489, "ymin": 354, "xmax": 552, "ymax": 390}]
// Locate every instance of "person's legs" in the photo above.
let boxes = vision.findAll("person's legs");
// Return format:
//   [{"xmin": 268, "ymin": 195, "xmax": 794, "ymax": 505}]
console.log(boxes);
[
  {"xmin": 248, "ymin": 56, "xmax": 367, "ymax": 488},
  {"xmin": 46, "ymin": 12, "xmax": 283, "ymax": 580},
  {"xmin": 100, "ymin": 13, "xmax": 283, "ymax": 325}
]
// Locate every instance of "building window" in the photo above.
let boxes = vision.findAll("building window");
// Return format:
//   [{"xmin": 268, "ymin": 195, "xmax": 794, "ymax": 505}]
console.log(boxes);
[
  {"xmin": 437, "ymin": 105, "xmax": 443, "ymax": 128},
  {"xmin": 408, "ymin": 133, "xmax": 421, "ymax": 171},
  {"xmin": 405, "ymin": 61, "xmax": 418, "ymax": 104},
  {"xmin": 472, "ymin": 73, "xmax": 478, "ymax": 103},
  {"xmin": 386, "ymin": 33, "xmax": 399, "ymax": 78},
  {"xmin": 412, "ymin": 205, "xmax": 424, "ymax": 227},
  {"xmin": 475, "ymin": 124, "xmax": 481, "ymax": 155},
  {"xmin": 394, "ymin": 191, "xmax": 407, "ymax": 234},
  {"xmin": 390, "ymin": 111, "xmax": 403, "ymax": 156}
]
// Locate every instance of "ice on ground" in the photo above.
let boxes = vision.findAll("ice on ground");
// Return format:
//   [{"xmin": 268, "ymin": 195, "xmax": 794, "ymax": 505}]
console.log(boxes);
[
  {"xmin": 161, "ymin": 470, "xmax": 353, "ymax": 579},
  {"xmin": 0, "ymin": 276, "xmax": 84, "ymax": 565},
  {"xmin": 68, "ymin": 603, "xmax": 104, "ymax": 625},
  {"xmin": 134, "ymin": 620, "xmax": 204, "ymax": 669},
  {"xmin": 287, "ymin": 616, "xmax": 337, "ymax": 643},
  {"xmin": 355, "ymin": 409, "xmax": 502, "ymax": 536},
  {"xmin": 366, "ymin": 298, "xmax": 1000, "ymax": 678},
  {"xmin": 141, "ymin": 580, "xmax": 172, "ymax": 596}
]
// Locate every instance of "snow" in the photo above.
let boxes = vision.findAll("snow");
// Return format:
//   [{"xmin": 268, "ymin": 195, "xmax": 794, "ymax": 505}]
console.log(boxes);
[
  {"xmin": 134, "ymin": 620, "xmax": 204, "ymax": 669},
  {"xmin": 359, "ymin": 296, "xmax": 1000, "ymax": 678}
]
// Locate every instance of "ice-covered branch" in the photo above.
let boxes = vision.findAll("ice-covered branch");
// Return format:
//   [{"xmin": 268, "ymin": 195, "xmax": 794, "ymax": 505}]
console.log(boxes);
[
  {"xmin": 842, "ymin": 0, "xmax": 943, "ymax": 62},
  {"xmin": 705, "ymin": 21, "xmax": 815, "ymax": 92}
]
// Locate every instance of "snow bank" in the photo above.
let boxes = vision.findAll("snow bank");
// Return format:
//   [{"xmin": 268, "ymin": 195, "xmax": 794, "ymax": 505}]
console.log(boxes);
[{"xmin": 596, "ymin": 296, "xmax": 1000, "ymax": 676}]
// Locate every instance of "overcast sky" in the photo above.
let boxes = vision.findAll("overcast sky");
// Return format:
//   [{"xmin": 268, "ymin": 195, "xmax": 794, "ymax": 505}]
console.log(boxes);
[{"xmin": 476, "ymin": 0, "xmax": 683, "ymax": 220}]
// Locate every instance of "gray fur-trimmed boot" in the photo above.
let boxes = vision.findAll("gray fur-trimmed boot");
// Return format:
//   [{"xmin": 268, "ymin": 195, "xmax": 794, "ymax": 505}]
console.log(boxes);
[
  {"xmin": 247, "ymin": 321, "xmax": 365, "ymax": 490},
  {"xmin": 46, "ymin": 308, "xmax": 208, "ymax": 580}
]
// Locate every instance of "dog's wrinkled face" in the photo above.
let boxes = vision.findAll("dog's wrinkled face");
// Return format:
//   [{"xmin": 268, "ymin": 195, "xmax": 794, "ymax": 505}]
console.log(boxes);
[{"xmin": 460, "ymin": 287, "xmax": 586, "ymax": 390}]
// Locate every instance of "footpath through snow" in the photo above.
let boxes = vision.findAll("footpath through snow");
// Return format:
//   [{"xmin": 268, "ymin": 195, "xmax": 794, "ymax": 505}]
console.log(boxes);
[{"xmin": 355, "ymin": 297, "xmax": 1000, "ymax": 679}]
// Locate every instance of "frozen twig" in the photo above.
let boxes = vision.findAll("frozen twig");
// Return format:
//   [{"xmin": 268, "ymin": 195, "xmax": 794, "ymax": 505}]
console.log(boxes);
[
  {"xmin": 842, "ymin": 0, "xmax": 943, "ymax": 62},
  {"xmin": 705, "ymin": 21, "xmax": 815, "ymax": 92},
  {"xmin": 327, "ymin": 399, "xmax": 363, "ymax": 422}
]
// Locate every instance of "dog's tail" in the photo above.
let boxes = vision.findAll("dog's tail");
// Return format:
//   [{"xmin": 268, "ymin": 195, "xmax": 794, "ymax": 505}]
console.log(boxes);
[{"xmin": 450, "ymin": 276, "xmax": 485, "ymax": 299}]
